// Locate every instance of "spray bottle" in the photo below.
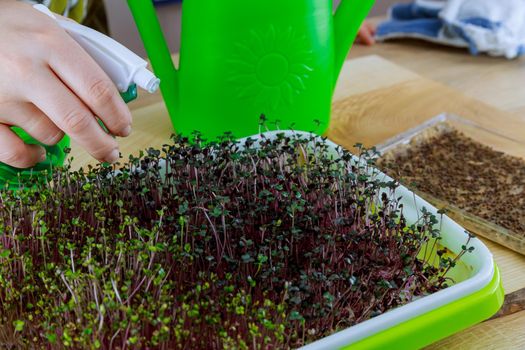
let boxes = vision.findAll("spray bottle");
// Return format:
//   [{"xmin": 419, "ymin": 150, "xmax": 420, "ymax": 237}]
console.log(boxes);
[{"xmin": 0, "ymin": 4, "xmax": 160, "ymax": 188}]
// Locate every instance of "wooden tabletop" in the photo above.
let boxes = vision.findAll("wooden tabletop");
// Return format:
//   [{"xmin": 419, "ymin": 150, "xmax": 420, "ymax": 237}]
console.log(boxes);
[
  {"xmin": 69, "ymin": 41, "xmax": 525, "ymax": 349},
  {"xmin": 348, "ymin": 37, "xmax": 525, "ymax": 119}
]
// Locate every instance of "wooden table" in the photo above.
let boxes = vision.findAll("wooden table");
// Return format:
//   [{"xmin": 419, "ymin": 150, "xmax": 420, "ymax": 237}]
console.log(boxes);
[
  {"xmin": 70, "ymin": 44, "xmax": 525, "ymax": 349},
  {"xmin": 348, "ymin": 37, "xmax": 525, "ymax": 119}
]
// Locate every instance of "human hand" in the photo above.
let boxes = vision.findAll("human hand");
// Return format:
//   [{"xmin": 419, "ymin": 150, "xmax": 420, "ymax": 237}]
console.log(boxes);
[
  {"xmin": 0, "ymin": 0, "xmax": 132, "ymax": 168},
  {"xmin": 356, "ymin": 21, "xmax": 377, "ymax": 46}
]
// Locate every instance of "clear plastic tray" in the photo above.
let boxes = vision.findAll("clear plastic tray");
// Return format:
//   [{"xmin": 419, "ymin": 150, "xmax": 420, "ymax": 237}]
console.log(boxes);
[{"xmin": 376, "ymin": 113, "xmax": 525, "ymax": 256}]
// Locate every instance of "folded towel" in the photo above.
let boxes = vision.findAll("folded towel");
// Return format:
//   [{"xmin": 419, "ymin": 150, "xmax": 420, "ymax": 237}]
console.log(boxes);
[{"xmin": 376, "ymin": 0, "xmax": 525, "ymax": 59}]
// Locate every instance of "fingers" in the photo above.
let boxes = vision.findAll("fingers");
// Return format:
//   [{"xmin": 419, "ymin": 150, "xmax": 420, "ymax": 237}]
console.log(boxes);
[
  {"xmin": 28, "ymin": 68, "xmax": 120, "ymax": 163},
  {"xmin": 0, "ymin": 102, "xmax": 64, "ymax": 146},
  {"xmin": 368, "ymin": 22, "xmax": 377, "ymax": 38},
  {"xmin": 357, "ymin": 22, "xmax": 376, "ymax": 46},
  {"xmin": 0, "ymin": 124, "xmax": 46, "ymax": 168},
  {"xmin": 47, "ymin": 33, "xmax": 132, "ymax": 137}
]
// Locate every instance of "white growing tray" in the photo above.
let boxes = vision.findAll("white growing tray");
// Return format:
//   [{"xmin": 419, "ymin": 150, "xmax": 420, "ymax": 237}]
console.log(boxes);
[{"xmin": 236, "ymin": 131, "xmax": 494, "ymax": 350}]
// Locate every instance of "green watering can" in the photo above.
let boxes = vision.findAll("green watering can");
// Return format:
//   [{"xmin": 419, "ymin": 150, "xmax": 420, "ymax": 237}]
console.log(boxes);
[{"xmin": 128, "ymin": 0, "xmax": 374, "ymax": 139}]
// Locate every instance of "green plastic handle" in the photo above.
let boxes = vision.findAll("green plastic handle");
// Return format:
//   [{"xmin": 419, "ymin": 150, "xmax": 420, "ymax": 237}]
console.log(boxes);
[
  {"xmin": 0, "ymin": 87, "xmax": 138, "ymax": 189},
  {"xmin": 0, "ymin": 128, "xmax": 70, "ymax": 189},
  {"xmin": 127, "ymin": 0, "xmax": 178, "ymax": 121},
  {"xmin": 334, "ymin": 0, "xmax": 376, "ymax": 86}
]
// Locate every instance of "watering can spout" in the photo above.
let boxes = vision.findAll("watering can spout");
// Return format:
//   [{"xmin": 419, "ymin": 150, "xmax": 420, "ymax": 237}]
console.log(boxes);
[
  {"xmin": 333, "ymin": 0, "xmax": 375, "ymax": 84},
  {"xmin": 127, "ymin": 0, "xmax": 179, "ymax": 118}
]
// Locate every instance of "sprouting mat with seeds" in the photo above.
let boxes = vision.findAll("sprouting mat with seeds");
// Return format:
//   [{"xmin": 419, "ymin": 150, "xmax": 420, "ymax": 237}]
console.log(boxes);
[{"xmin": 378, "ymin": 123, "xmax": 525, "ymax": 239}]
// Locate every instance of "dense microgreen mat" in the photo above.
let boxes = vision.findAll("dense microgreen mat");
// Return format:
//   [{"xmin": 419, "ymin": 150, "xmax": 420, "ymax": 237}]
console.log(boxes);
[{"xmin": 0, "ymin": 132, "xmax": 473, "ymax": 349}]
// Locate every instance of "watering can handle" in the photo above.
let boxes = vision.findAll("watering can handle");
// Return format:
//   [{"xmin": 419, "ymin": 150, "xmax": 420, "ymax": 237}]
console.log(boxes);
[
  {"xmin": 127, "ymin": 0, "xmax": 179, "ymax": 119},
  {"xmin": 333, "ymin": 0, "xmax": 375, "ymax": 85}
]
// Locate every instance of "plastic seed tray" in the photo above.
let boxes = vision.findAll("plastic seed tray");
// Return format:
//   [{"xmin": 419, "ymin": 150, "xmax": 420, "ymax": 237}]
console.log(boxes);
[{"xmin": 375, "ymin": 114, "xmax": 525, "ymax": 256}]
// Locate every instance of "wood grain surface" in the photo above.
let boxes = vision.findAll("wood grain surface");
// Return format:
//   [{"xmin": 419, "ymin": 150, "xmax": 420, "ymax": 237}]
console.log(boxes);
[
  {"xmin": 491, "ymin": 289, "xmax": 525, "ymax": 320},
  {"xmin": 69, "ymin": 54, "xmax": 525, "ymax": 350},
  {"xmin": 347, "ymin": 35, "xmax": 525, "ymax": 117}
]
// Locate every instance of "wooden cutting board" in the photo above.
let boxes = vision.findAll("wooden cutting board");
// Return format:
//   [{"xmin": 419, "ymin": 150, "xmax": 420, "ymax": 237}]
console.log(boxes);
[{"xmin": 70, "ymin": 55, "xmax": 525, "ymax": 349}]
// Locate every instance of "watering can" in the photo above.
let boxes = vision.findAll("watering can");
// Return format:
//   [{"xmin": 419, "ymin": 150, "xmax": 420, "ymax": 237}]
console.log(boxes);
[{"xmin": 127, "ymin": 0, "xmax": 375, "ymax": 139}]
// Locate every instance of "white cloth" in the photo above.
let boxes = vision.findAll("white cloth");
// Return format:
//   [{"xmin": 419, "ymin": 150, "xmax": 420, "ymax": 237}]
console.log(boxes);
[{"xmin": 376, "ymin": 0, "xmax": 525, "ymax": 59}]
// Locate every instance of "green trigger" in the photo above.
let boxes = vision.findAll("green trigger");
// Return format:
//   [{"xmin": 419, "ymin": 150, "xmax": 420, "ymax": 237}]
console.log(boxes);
[{"xmin": 120, "ymin": 84, "xmax": 138, "ymax": 103}]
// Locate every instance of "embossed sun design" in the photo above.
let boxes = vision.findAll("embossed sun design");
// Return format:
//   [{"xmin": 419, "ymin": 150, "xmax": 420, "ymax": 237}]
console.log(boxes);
[{"xmin": 228, "ymin": 26, "xmax": 314, "ymax": 112}]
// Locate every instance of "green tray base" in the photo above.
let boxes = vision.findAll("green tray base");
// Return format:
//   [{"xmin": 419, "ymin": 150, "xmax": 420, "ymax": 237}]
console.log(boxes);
[{"xmin": 344, "ymin": 263, "xmax": 504, "ymax": 350}]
